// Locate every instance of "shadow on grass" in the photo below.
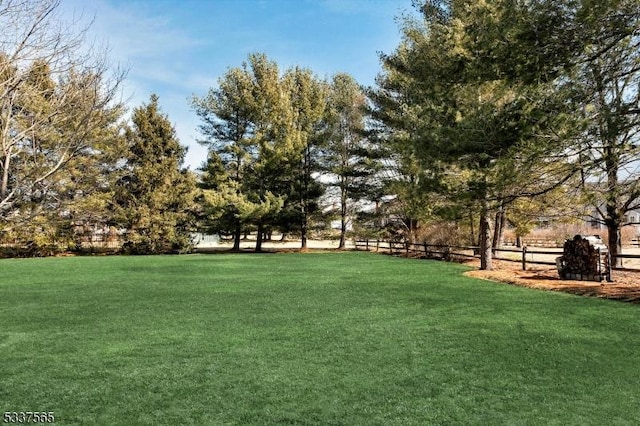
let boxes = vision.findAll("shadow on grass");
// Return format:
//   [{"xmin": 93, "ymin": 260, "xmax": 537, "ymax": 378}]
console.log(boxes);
[{"xmin": 193, "ymin": 247, "xmax": 350, "ymax": 255}]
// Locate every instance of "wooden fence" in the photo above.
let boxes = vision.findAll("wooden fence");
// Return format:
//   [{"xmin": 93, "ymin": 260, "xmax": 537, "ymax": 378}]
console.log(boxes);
[
  {"xmin": 354, "ymin": 239, "xmax": 640, "ymax": 271},
  {"xmin": 503, "ymin": 238, "xmax": 561, "ymax": 248},
  {"xmin": 505, "ymin": 237, "xmax": 640, "ymax": 249}
]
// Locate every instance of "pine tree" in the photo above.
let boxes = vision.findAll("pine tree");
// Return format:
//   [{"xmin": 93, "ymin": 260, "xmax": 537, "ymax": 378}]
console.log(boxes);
[
  {"xmin": 113, "ymin": 94, "xmax": 197, "ymax": 254},
  {"xmin": 192, "ymin": 54, "xmax": 287, "ymax": 251},
  {"xmin": 324, "ymin": 73, "xmax": 381, "ymax": 248},
  {"xmin": 373, "ymin": 0, "xmax": 582, "ymax": 269},
  {"xmin": 282, "ymin": 67, "xmax": 327, "ymax": 249},
  {"xmin": 0, "ymin": 0, "xmax": 126, "ymax": 250},
  {"xmin": 0, "ymin": 56, "xmax": 125, "ymax": 255},
  {"xmin": 571, "ymin": 0, "xmax": 640, "ymax": 266}
]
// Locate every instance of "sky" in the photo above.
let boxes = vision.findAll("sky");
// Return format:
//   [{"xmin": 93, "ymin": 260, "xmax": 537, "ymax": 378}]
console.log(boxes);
[{"xmin": 59, "ymin": 0, "xmax": 416, "ymax": 169}]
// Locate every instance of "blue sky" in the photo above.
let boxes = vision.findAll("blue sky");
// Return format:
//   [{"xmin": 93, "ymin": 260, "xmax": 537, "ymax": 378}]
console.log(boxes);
[{"xmin": 60, "ymin": 0, "xmax": 415, "ymax": 169}]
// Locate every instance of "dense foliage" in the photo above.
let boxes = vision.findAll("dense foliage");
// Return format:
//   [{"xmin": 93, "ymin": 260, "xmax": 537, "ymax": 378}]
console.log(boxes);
[
  {"xmin": 0, "ymin": 0, "xmax": 126, "ymax": 256},
  {"xmin": 1, "ymin": 0, "xmax": 638, "ymax": 259},
  {"xmin": 192, "ymin": 54, "xmax": 379, "ymax": 251},
  {"xmin": 369, "ymin": 0, "xmax": 640, "ymax": 269},
  {"xmin": 111, "ymin": 95, "xmax": 197, "ymax": 254},
  {"xmin": 0, "ymin": 1, "xmax": 196, "ymax": 256}
]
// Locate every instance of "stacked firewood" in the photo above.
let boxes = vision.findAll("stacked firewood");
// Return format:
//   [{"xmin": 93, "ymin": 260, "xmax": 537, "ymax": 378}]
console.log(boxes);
[{"xmin": 558, "ymin": 235, "xmax": 609, "ymax": 281}]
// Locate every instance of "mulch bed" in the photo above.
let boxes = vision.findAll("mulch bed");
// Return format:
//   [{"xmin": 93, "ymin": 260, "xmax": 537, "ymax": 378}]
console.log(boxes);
[{"xmin": 463, "ymin": 259, "xmax": 640, "ymax": 304}]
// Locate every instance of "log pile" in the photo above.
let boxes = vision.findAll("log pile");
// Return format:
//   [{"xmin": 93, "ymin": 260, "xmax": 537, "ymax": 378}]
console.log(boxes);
[{"xmin": 556, "ymin": 235, "xmax": 611, "ymax": 282}]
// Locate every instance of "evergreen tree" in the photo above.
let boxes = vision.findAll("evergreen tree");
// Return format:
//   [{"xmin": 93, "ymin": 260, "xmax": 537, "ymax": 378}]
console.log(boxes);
[
  {"xmin": 192, "ymin": 64, "xmax": 256, "ymax": 250},
  {"xmin": 373, "ymin": 0, "xmax": 582, "ymax": 269},
  {"xmin": 0, "ymin": 0, "xmax": 126, "ymax": 251},
  {"xmin": 571, "ymin": 0, "xmax": 640, "ymax": 265},
  {"xmin": 192, "ymin": 54, "xmax": 287, "ymax": 251},
  {"xmin": 324, "ymin": 73, "xmax": 381, "ymax": 248},
  {"xmin": 113, "ymin": 94, "xmax": 197, "ymax": 254},
  {"xmin": 244, "ymin": 54, "xmax": 291, "ymax": 251},
  {"xmin": 1, "ymin": 56, "xmax": 124, "ymax": 254},
  {"xmin": 282, "ymin": 67, "xmax": 327, "ymax": 249}
]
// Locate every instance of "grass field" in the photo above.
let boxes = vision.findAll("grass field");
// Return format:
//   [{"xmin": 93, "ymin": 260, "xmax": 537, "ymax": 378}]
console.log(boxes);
[{"xmin": 1, "ymin": 252, "xmax": 640, "ymax": 425}]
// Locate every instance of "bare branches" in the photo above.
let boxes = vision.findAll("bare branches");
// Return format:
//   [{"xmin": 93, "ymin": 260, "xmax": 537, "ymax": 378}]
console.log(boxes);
[{"xmin": 0, "ymin": 0, "xmax": 125, "ymax": 225}]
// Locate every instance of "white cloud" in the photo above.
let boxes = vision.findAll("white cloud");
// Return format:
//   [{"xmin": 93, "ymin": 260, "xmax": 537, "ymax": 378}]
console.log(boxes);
[
  {"xmin": 54, "ymin": 0, "xmax": 411, "ymax": 169},
  {"xmin": 62, "ymin": 0, "xmax": 202, "ymax": 62},
  {"xmin": 59, "ymin": 0, "xmax": 209, "ymax": 168}
]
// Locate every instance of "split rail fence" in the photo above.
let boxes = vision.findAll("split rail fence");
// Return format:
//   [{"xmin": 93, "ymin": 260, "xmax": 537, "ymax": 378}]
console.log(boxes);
[{"xmin": 354, "ymin": 239, "xmax": 640, "ymax": 271}]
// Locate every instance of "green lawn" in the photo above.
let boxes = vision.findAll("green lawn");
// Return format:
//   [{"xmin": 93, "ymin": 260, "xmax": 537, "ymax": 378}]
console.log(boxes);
[{"xmin": 1, "ymin": 252, "xmax": 639, "ymax": 425}]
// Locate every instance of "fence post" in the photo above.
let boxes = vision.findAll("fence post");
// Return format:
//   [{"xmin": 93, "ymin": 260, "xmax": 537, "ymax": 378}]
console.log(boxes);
[
  {"xmin": 365, "ymin": 239, "xmax": 369, "ymax": 251},
  {"xmin": 443, "ymin": 245, "xmax": 450, "ymax": 260},
  {"xmin": 424, "ymin": 242, "xmax": 428, "ymax": 258},
  {"xmin": 522, "ymin": 246, "xmax": 527, "ymax": 271},
  {"xmin": 405, "ymin": 241, "xmax": 409, "ymax": 256}
]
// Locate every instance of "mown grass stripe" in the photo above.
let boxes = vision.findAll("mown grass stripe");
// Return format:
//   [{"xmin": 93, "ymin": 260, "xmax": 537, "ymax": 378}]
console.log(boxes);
[{"xmin": 1, "ymin": 252, "xmax": 639, "ymax": 425}]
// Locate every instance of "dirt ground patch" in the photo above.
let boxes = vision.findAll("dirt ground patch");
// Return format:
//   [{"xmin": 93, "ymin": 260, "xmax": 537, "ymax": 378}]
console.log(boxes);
[{"xmin": 463, "ymin": 259, "xmax": 640, "ymax": 303}]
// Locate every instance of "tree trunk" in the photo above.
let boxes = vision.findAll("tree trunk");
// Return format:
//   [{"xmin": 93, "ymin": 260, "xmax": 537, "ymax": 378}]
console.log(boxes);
[
  {"xmin": 606, "ymin": 212, "xmax": 623, "ymax": 268},
  {"xmin": 403, "ymin": 217, "xmax": 418, "ymax": 244},
  {"xmin": 338, "ymin": 218, "xmax": 346, "ymax": 249},
  {"xmin": 300, "ymin": 146, "xmax": 310, "ymax": 250},
  {"xmin": 1, "ymin": 151, "xmax": 10, "ymax": 200},
  {"xmin": 604, "ymin": 140, "xmax": 622, "ymax": 267},
  {"xmin": 492, "ymin": 204, "xmax": 506, "ymax": 251},
  {"xmin": 255, "ymin": 221, "xmax": 263, "ymax": 252},
  {"xmin": 469, "ymin": 211, "xmax": 475, "ymax": 246},
  {"xmin": 301, "ymin": 218, "xmax": 308, "ymax": 249},
  {"xmin": 232, "ymin": 222, "xmax": 241, "ymax": 251},
  {"xmin": 479, "ymin": 196, "xmax": 493, "ymax": 271},
  {"xmin": 338, "ymin": 179, "xmax": 347, "ymax": 249}
]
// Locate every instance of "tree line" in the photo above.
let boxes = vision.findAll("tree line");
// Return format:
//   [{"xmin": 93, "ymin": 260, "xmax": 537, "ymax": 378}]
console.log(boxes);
[
  {"xmin": 191, "ymin": 55, "xmax": 380, "ymax": 252},
  {"xmin": 370, "ymin": 0, "xmax": 640, "ymax": 269},
  {"xmin": 1, "ymin": 0, "xmax": 639, "ymax": 270},
  {"xmin": 0, "ymin": 0, "xmax": 196, "ymax": 255},
  {"xmin": 0, "ymin": 0, "xmax": 379, "ymax": 256}
]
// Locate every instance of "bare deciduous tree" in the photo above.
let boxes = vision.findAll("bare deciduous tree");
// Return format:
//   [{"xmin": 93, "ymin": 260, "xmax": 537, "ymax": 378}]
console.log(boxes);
[{"xmin": 0, "ymin": 0, "xmax": 126, "ymax": 229}]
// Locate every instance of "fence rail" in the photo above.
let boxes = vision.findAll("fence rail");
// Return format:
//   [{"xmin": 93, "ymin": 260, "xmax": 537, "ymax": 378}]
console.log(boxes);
[
  {"xmin": 505, "ymin": 238, "xmax": 640, "ymax": 249},
  {"xmin": 503, "ymin": 238, "xmax": 562, "ymax": 248},
  {"xmin": 354, "ymin": 239, "xmax": 640, "ymax": 271}
]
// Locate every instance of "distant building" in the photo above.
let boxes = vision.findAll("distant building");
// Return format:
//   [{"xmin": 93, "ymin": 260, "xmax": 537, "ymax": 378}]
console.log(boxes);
[{"xmin": 586, "ymin": 208, "xmax": 640, "ymax": 235}]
